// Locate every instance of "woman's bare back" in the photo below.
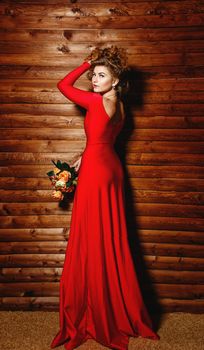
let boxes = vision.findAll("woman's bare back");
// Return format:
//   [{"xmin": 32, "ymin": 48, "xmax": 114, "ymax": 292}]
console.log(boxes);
[{"xmin": 102, "ymin": 97, "xmax": 125, "ymax": 124}]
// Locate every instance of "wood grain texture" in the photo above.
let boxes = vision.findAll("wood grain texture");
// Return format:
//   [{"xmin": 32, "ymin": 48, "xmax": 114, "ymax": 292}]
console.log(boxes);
[{"xmin": 0, "ymin": 0, "xmax": 204, "ymax": 312}]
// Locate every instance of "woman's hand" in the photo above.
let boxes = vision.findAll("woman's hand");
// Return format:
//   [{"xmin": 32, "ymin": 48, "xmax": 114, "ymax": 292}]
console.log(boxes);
[
  {"xmin": 84, "ymin": 47, "xmax": 101, "ymax": 64},
  {"xmin": 71, "ymin": 156, "xmax": 82, "ymax": 172}
]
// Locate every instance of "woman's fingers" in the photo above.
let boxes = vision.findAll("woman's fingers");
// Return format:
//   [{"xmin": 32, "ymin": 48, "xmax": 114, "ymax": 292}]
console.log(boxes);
[
  {"xmin": 76, "ymin": 158, "xmax": 82, "ymax": 171},
  {"xmin": 71, "ymin": 156, "xmax": 82, "ymax": 171}
]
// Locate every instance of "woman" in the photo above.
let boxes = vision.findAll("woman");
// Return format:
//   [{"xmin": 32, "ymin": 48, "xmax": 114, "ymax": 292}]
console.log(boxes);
[{"xmin": 50, "ymin": 45, "xmax": 160, "ymax": 350}]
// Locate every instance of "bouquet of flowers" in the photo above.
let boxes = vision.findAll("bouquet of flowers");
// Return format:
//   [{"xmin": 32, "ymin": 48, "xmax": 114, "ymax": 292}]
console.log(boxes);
[{"xmin": 47, "ymin": 160, "xmax": 78, "ymax": 202}]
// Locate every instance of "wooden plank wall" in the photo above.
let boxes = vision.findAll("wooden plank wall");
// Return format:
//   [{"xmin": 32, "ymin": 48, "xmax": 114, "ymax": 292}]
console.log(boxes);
[{"xmin": 0, "ymin": 0, "xmax": 204, "ymax": 312}]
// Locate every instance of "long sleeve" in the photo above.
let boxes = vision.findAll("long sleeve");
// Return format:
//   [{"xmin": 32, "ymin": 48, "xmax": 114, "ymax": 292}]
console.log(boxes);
[{"xmin": 57, "ymin": 61, "xmax": 94, "ymax": 109}]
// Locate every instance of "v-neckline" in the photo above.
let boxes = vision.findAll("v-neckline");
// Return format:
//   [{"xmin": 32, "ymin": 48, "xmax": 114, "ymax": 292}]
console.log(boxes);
[{"xmin": 99, "ymin": 94, "xmax": 124, "ymax": 124}]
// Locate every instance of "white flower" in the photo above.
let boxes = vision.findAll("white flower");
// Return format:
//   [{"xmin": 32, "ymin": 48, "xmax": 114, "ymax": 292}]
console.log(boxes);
[{"xmin": 55, "ymin": 179, "xmax": 66, "ymax": 188}]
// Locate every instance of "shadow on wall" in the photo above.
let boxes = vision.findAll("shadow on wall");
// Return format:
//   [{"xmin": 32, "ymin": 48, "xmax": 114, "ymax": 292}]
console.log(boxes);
[{"xmin": 115, "ymin": 66, "xmax": 163, "ymax": 331}]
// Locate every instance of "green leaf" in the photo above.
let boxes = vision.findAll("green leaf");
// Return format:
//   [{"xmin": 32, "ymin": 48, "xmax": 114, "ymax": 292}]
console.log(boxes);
[
  {"xmin": 51, "ymin": 159, "xmax": 62, "ymax": 170},
  {"xmin": 61, "ymin": 162, "xmax": 70, "ymax": 171},
  {"xmin": 47, "ymin": 170, "xmax": 55, "ymax": 177},
  {"xmin": 57, "ymin": 160, "xmax": 62, "ymax": 169}
]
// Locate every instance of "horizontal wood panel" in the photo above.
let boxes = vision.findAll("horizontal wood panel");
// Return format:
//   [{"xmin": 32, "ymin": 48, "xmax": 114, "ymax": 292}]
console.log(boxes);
[
  {"xmin": 1, "ymin": 141, "xmax": 204, "ymax": 154},
  {"xmin": 1, "ymin": 165, "xmax": 204, "ymax": 178},
  {"xmin": 1, "ymin": 267, "xmax": 203, "ymax": 284},
  {"xmin": 2, "ymin": 77, "xmax": 204, "ymax": 92},
  {"xmin": 1, "ymin": 2, "xmax": 203, "ymax": 18},
  {"xmin": 3, "ymin": 0, "xmax": 204, "ymax": 4},
  {"xmin": 0, "ymin": 254, "xmax": 203, "ymax": 270},
  {"xmin": 1, "ymin": 14, "xmax": 204, "ymax": 30},
  {"xmin": 1, "ymin": 64, "xmax": 204, "ymax": 80},
  {"xmin": 0, "ymin": 228, "xmax": 203, "ymax": 245},
  {"xmin": 150, "ymin": 270, "xmax": 204, "ymax": 284},
  {"xmin": 159, "ymin": 298, "xmax": 204, "ymax": 313},
  {"xmin": 0, "ymin": 281, "xmax": 203, "ymax": 299},
  {"xmin": 1, "ymin": 41, "xmax": 204, "ymax": 55},
  {"xmin": 145, "ymin": 256, "xmax": 204, "ymax": 271},
  {"xmin": 1, "ymin": 115, "xmax": 204, "ymax": 129},
  {"xmin": 1, "ymin": 53, "xmax": 204, "ymax": 67},
  {"xmin": 0, "ymin": 296, "xmax": 59, "ymax": 311},
  {"xmin": 0, "ymin": 241, "xmax": 67, "ymax": 254},
  {"xmin": 133, "ymin": 191, "xmax": 204, "ymax": 205},
  {"xmin": 1, "ymin": 202, "xmax": 204, "ymax": 219},
  {"xmin": 0, "ymin": 189, "xmax": 204, "ymax": 205},
  {"xmin": 1, "ymin": 91, "xmax": 204, "ymax": 104},
  {"xmin": 1, "ymin": 153, "xmax": 204, "ymax": 166},
  {"xmin": 0, "ymin": 241, "xmax": 203, "ymax": 258},
  {"xmin": 154, "ymin": 284, "xmax": 204, "ymax": 299},
  {"xmin": 0, "ymin": 254, "xmax": 65, "ymax": 268},
  {"xmin": 2, "ymin": 103, "xmax": 204, "ymax": 115},
  {"xmin": 0, "ymin": 296, "xmax": 202, "ymax": 313},
  {"xmin": 0, "ymin": 228, "xmax": 67, "ymax": 241},
  {"xmin": 1, "ymin": 214, "xmax": 204, "ymax": 231},
  {"xmin": 2, "ymin": 27, "xmax": 204, "ymax": 44},
  {"xmin": 0, "ymin": 267, "xmax": 63, "ymax": 282},
  {"xmin": 1, "ymin": 128, "xmax": 204, "ymax": 141}
]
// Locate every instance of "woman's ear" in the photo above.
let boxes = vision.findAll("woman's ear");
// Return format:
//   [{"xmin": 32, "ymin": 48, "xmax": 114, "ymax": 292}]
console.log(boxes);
[{"xmin": 112, "ymin": 78, "xmax": 119, "ymax": 87}]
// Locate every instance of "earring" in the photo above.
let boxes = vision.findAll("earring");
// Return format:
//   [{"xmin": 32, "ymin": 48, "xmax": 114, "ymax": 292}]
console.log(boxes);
[{"xmin": 112, "ymin": 84, "xmax": 116, "ymax": 89}]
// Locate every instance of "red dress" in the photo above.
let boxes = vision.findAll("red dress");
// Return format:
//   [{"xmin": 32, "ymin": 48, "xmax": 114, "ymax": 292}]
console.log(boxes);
[{"xmin": 50, "ymin": 61, "xmax": 160, "ymax": 350}]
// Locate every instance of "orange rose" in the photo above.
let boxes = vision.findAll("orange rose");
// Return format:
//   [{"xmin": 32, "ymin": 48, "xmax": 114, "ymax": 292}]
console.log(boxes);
[{"xmin": 58, "ymin": 170, "xmax": 71, "ymax": 182}]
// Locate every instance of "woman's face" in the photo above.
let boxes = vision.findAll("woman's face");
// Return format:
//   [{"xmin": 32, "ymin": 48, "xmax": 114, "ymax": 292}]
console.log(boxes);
[{"xmin": 91, "ymin": 65, "xmax": 119, "ymax": 94}]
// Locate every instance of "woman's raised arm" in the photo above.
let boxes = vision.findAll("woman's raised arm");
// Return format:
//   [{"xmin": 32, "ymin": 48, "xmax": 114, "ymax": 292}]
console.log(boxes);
[{"xmin": 57, "ymin": 61, "xmax": 94, "ymax": 109}]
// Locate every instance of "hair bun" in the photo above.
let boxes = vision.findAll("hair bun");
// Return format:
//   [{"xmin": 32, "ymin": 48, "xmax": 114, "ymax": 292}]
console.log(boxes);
[
  {"xmin": 85, "ymin": 45, "xmax": 128, "ymax": 72},
  {"xmin": 101, "ymin": 45, "xmax": 128, "ymax": 69}
]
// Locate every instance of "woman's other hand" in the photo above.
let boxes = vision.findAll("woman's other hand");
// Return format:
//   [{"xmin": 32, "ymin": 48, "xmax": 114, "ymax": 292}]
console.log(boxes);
[{"xmin": 71, "ymin": 156, "xmax": 82, "ymax": 172}]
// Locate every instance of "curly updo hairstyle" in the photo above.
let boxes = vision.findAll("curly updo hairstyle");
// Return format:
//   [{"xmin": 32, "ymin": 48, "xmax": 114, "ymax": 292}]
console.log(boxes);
[{"xmin": 85, "ymin": 45, "xmax": 129, "ymax": 100}]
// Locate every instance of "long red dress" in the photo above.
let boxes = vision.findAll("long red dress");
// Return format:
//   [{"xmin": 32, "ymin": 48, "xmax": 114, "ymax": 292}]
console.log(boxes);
[{"xmin": 50, "ymin": 61, "xmax": 160, "ymax": 350}]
